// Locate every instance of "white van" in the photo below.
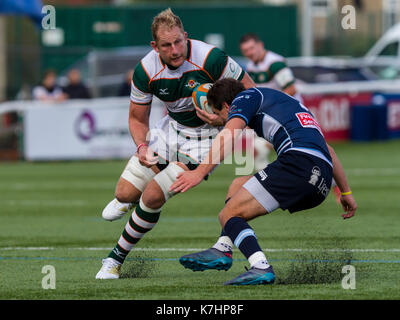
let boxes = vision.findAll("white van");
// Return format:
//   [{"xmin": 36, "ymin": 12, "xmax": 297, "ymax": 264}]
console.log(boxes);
[{"xmin": 284, "ymin": 23, "xmax": 400, "ymax": 94}]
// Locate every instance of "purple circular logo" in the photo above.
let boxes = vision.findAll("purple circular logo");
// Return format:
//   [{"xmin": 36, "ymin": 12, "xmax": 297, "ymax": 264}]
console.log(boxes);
[{"xmin": 75, "ymin": 110, "xmax": 96, "ymax": 141}]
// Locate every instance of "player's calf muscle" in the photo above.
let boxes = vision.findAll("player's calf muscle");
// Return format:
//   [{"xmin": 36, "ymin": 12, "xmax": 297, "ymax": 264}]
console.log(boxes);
[{"xmin": 219, "ymin": 190, "xmax": 268, "ymax": 226}]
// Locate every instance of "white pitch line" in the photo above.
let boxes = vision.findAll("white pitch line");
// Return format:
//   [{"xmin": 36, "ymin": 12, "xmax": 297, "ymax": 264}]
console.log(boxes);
[
  {"xmin": 347, "ymin": 168, "xmax": 400, "ymax": 176},
  {"xmin": 0, "ymin": 200, "xmax": 89, "ymax": 206},
  {"xmin": 0, "ymin": 247, "xmax": 399, "ymax": 253}
]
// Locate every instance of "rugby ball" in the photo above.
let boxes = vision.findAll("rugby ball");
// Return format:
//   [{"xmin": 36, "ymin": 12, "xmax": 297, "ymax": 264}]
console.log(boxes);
[{"xmin": 192, "ymin": 83, "xmax": 214, "ymax": 114}]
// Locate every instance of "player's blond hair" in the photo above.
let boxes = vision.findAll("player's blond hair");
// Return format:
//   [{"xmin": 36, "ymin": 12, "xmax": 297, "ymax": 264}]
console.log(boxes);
[{"xmin": 151, "ymin": 8, "xmax": 184, "ymax": 41}]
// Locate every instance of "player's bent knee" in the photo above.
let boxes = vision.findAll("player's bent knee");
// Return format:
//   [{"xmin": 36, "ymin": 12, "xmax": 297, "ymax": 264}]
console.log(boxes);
[
  {"xmin": 141, "ymin": 180, "xmax": 166, "ymax": 209},
  {"xmin": 120, "ymin": 155, "xmax": 157, "ymax": 194},
  {"xmin": 218, "ymin": 207, "xmax": 243, "ymax": 227},
  {"xmin": 115, "ymin": 178, "xmax": 141, "ymax": 203},
  {"xmin": 153, "ymin": 162, "xmax": 186, "ymax": 201}
]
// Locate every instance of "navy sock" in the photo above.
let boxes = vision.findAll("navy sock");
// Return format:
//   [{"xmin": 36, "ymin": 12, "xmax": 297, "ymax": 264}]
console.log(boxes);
[
  {"xmin": 223, "ymin": 216, "xmax": 262, "ymax": 259},
  {"xmin": 219, "ymin": 197, "xmax": 231, "ymax": 237}
]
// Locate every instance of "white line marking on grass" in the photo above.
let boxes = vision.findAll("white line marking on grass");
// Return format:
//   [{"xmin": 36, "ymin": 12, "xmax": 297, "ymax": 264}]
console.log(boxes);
[
  {"xmin": 1, "ymin": 200, "xmax": 89, "ymax": 206},
  {"xmin": 347, "ymin": 168, "xmax": 400, "ymax": 176},
  {"xmin": 0, "ymin": 182, "xmax": 113, "ymax": 191},
  {"xmin": 1, "ymin": 247, "xmax": 399, "ymax": 253}
]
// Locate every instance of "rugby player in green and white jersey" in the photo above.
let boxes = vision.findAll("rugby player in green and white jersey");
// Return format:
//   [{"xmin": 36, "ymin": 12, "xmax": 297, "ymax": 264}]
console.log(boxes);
[
  {"xmin": 239, "ymin": 33, "xmax": 301, "ymax": 101},
  {"xmin": 239, "ymin": 33, "xmax": 302, "ymax": 171},
  {"xmin": 96, "ymin": 8, "xmax": 255, "ymax": 279}
]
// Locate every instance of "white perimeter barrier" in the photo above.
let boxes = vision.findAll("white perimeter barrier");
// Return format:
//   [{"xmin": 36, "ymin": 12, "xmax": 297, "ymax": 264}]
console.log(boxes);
[
  {"xmin": 1, "ymin": 79, "xmax": 400, "ymax": 161},
  {"xmin": 0, "ymin": 97, "xmax": 165, "ymax": 161}
]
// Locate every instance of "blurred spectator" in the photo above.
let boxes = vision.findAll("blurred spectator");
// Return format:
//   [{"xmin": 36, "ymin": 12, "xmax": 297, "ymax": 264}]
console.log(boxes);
[
  {"xmin": 239, "ymin": 33, "xmax": 301, "ymax": 101},
  {"xmin": 16, "ymin": 84, "xmax": 32, "ymax": 100},
  {"xmin": 63, "ymin": 69, "xmax": 91, "ymax": 99},
  {"xmin": 32, "ymin": 69, "xmax": 66, "ymax": 102},
  {"xmin": 118, "ymin": 69, "xmax": 134, "ymax": 96}
]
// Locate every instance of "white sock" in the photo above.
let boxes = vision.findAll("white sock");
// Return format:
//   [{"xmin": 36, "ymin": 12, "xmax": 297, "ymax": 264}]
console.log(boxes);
[
  {"xmin": 212, "ymin": 236, "xmax": 233, "ymax": 252},
  {"xmin": 248, "ymin": 251, "xmax": 270, "ymax": 269}
]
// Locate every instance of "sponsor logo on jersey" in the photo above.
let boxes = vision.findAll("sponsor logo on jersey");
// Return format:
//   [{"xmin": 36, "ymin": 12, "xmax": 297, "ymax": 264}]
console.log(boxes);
[
  {"xmin": 258, "ymin": 73, "xmax": 266, "ymax": 82},
  {"xmin": 159, "ymin": 88, "xmax": 170, "ymax": 95},
  {"xmin": 296, "ymin": 112, "xmax": 322, "ymax": 133},
  {"xmin": 229, "ymin": 104, "xmax": 242, "ymax": 113},
  {"xmin": 259, "ymin": 170, "xmax": 268, "ymax": 181},
  {"xmin": 186, "ymin": 79, "xmax": 200, "ymax": 89}
]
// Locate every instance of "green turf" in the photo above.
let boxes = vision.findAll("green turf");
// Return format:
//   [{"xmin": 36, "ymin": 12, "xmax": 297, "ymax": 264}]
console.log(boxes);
[{"xmin": 0, "ymin": 140, "xmax": 399, "ymax": 300}]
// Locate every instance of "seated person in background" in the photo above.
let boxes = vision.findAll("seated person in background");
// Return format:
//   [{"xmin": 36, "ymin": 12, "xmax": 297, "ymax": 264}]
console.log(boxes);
[
  {"xmin": 32, "ymin": 69, "xmax": 66, "ymax": 102},
  {"xmin": 62, "ymin": 69, "xmax": 91, "ymax": 99},
  {"xmin": 118, "ymin": 69, "xmax": 134, "ymax": 97}
]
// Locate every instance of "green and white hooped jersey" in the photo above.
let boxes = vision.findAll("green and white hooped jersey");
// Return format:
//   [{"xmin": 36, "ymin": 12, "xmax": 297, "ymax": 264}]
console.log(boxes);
[
  {"xmin": 130, "ymin": 39, "xmax": 245, "ymax": 128},
  {"xmin": 246, "ymin": 50, "xmax": 295, "ymax": 91}
]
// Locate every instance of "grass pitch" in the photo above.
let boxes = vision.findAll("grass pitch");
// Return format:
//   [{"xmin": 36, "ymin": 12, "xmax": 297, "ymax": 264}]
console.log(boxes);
[{"xmin": 0, "ymin": 140, "xmax": 400, "ymax": 300}]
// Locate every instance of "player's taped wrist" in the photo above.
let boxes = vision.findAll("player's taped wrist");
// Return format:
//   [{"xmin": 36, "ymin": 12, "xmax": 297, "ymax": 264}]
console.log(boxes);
[
  {"xmin": 340, "ymin": 191, "xmax": 352, "ymax": 196},
  {"xmin": 137, "ymin": 143, "xmax": 148, "ymax": 153}
]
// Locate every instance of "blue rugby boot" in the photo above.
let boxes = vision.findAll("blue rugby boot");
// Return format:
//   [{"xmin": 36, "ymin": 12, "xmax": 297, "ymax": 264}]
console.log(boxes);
[
  {"xmin": 179, "ymin": 248, "xmax": 233, "ymax": 272},
  {"xmin": 224, "ymin": 265, "xmax": 275, "ymax": 285}
]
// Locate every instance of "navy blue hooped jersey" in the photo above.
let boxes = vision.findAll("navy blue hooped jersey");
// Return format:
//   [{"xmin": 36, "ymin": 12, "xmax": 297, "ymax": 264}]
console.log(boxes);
[{"xmin": 228, "ymin": 87, "xmax": 332, "ymax": 166}]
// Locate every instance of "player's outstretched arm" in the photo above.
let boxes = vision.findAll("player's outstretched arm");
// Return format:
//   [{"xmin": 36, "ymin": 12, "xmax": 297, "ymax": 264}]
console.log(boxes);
[
  {"xmin": 327, "ymin": 144, "xmax": 357, "ymax": 219},
  {"xmin": 170, "ymin": 118, "xmax": 246, "ymax": 193}
]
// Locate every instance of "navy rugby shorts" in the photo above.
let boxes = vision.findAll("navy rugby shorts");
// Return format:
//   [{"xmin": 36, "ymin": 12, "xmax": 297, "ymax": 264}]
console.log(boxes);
[{"xmin": 243, "ymin": 150, "xmax": 333, "ymax": 213}]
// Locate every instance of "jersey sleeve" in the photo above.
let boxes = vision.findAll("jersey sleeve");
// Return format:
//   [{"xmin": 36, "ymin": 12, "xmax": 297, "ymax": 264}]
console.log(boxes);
[
  {"xmin": 227, "ymin": 89, "xmax": 261, "ymax": 125},
  {"xmin": 130, "ymin": 61, "xmax": 153, "ymax": 105},
  {"xmin": 269, "ymin": 61, "xmax": 295, "ymax": 90},
  {"xmin": 203, "ymin": 47, "xmax": 245, "ymax": 82}
]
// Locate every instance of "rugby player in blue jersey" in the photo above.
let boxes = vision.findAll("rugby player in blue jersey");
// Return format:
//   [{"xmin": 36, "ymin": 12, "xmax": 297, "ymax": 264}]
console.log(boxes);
[{"xmin": 170, "ymin": 78, "xmax": 357, "ymax": 286}]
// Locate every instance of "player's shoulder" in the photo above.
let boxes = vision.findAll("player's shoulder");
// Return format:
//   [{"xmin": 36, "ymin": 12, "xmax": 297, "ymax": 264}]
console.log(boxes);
[
  {"xmin": 188, "ymin": 39, "xmax": 223, "ymax": 66},
  {"xmin": 265, "ymin": 50, "xmax": 285, "ymax": 63},
  {"xmin": 245, "ymin": 59, "xmax": 256, "ymax": 70},
  {"xmin": 232, "ymin": 87, "xmax": 264, "ymax": 105},
  {"xmin": 264, "ymin": 51, "xmax": 291, "ymax": 78},
  {"xmin": 135, "ymin": 49, "xmax": 163, "ymax": 81}
]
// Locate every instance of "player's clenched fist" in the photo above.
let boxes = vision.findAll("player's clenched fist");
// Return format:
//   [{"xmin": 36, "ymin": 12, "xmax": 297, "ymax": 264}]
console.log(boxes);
[{"xmin": 137, "ymin": 144, "xmax": 158, "ymax": 168}]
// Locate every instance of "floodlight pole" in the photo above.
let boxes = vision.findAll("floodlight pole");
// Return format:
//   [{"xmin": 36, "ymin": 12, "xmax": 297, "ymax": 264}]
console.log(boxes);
[
  {"xmin": 302, "ymin": 0, "xmax": 314, "ymax": 57},
  {"xmin": 0, "ymin": 17, "xmax": 6, "ymax": 101}
]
